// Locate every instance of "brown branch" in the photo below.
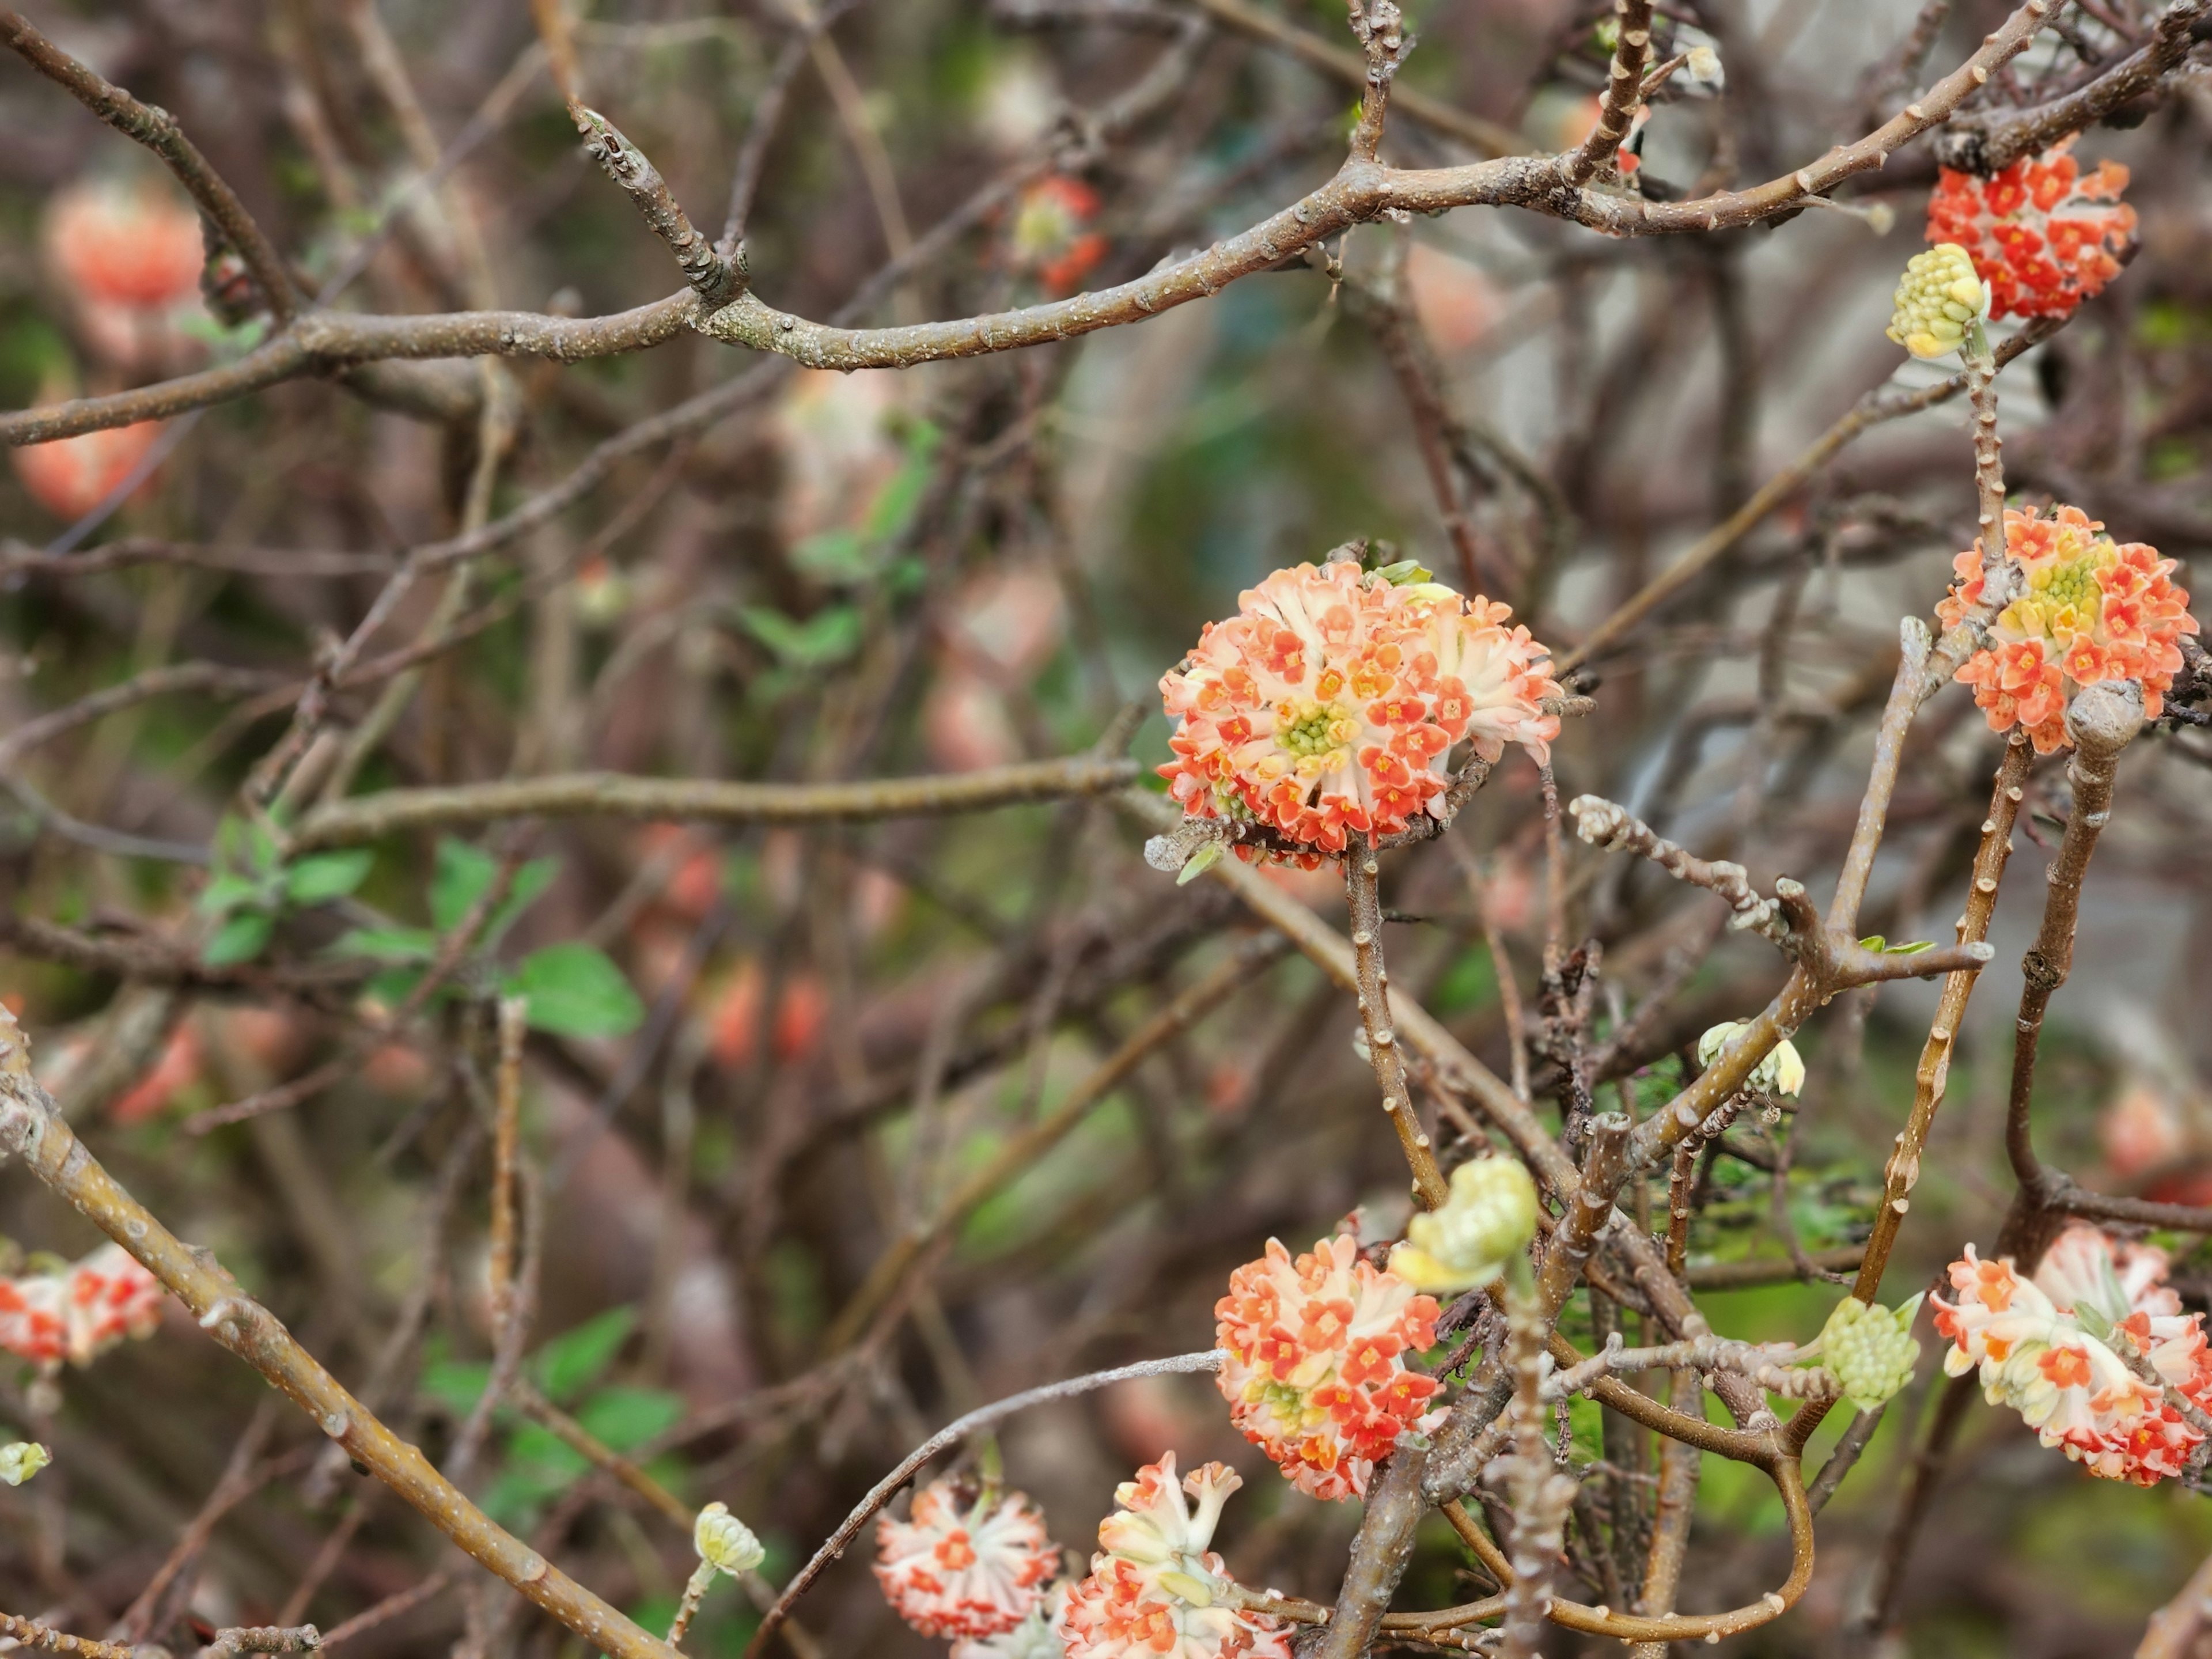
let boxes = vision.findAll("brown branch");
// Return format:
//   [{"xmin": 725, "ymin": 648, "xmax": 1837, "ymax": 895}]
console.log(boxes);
[
  {"xmin": 286, "ymin": 756, "xmax": 1142, "ymax": 850},
  {"xmin": 1346, "ymin": 837, "xmax": 1449, "ymax": 1208},
  {"xmin": 1343, "ymin": 0, "xmax": 1411, "ymax": 162},
  {"xmin": 2138, "ymin": 1537, "xmax": 2212, "ymax": 1658},
  {"xmin": 1785, "ymin": 734, "xmax": 2030, "ymax": 1456},
  {"xmin": 570, "ymin": 106, "xmax": 744, "ymax": 305},
  {"xmin": 1192, "ymin": 0, "xmax": 1525, "ymax": 155},
  {"xmin": 1564, "ymin": 0, "xmax": 1655, "ymax": 187},
  {"xmin": 0, "ymin": 1013, "xmax": 686, "ymax": 1659},
  {"xmin": 0, "ymin": 10, "xmax": 296, "ymax": 322},
  {"xmin": 0, "ymin": 1613, "xmax": 140, "ymax": 1659},
  {"xmin": 1940, "ymin": 0, "xmax": 2212, "ymax": 174}
]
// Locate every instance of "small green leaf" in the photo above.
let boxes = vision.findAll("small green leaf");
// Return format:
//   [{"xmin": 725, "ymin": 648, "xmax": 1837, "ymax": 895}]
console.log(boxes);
[
  {"xmin": 420, "ymin": 1354, "xmax": 493, "ymax": 1418},
  {"xmin": 196, "ymin": 873, "xmax": 263, "ymax": 917},
  {"xmin": 285, "ymin": 850, "xmax": 374, "ymax": 906},
  {"xmin": 739, "ymin": 605, "xmax": 862, "ymax": 670},
  {"xmin": 858, "ymin": 420, "xmax": 942, "ymax": 543},
  {"xmin": 1373, "ymin": 559, "xmax": 1434, "ymax": 586},
  {"xmin": 1176, "ymin": 842, "xmax": 1225, "ymax": 885},
  {"xmin": 534, "ymin": 1306, "xmax": 638, "ymax": 1403},
  {"xmin": 431, "ymin": 838, "xmax": 555, "ymax": 939},
  {"xmin": 1884, "ymin": 939, "xmax": 1936, "ymax": 955},
  {"xmin": 577, "ymin": 1385, "xmax": 685, "ymax": 1452},
  {"xmin": 789, "ymin": 528, "xmax": 870, "ymax": 584},
  {"xmin": 331, "ymin": 926, "xmax": 438, "ymax": 963},
  {"xmin": 203, "ymin": 911, "xmax": 274, "ymax": 966},
  {"xmin": 1857, "ymin": 934, "xmax": 1886, "ymax": 951},
  {"xmin": 506, "ymin": 943, "xmax": 644, "ymax": 1038}
]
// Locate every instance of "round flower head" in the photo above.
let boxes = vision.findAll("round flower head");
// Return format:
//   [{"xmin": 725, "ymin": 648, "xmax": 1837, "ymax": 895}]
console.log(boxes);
[
  {"xmin": 1389, "ymin": 1157, "xmax": 1539, "ymax": 1294},
  {"xmin": 1926, "ymin": 138, "xmax": 2134, "ymax": 321},
  {"xmin": 1939, "ymin": 504, "xmax": 2196, "ymax": 754},
  {"xmin": 0, "ymin": 1243, "xmax": 164, "ymax": 1370},
  {"xmin": 1058, "ymin": 1455, "xmax": 1292, "ymax": 1659},
  {"xmin": 1933, "ymin": 1227, "xmax": 2212, "ymax": 1486},
  {"xmin": 13, "ymin": 421, "xmax": 164, "ymax": 523},
  {"xmin": 1814, "ymin": 1295, "xmax": 1923, "ymax": 1414},
  {"xmin": 695, "ymin": 1501, "xmax": 766, "ymax": 1577},
  {"xmin": 1696, "ymin": 1022, "xmax": 1805, "ymax": 1099},
  {"xmin": 44, "ymin": 180, "xmax": 204, "ymax": 309},
  {"xmin": 0, "ymin": 1441, "xmax": 50, "ymax": 1487},
  {"xmin": 1214, "ymin": 1234, "xmax": 1441, "ymax": 1501},
  {"xmin": 874, "ymin": 1478, "xmax": 1058, "ymax": 1639},
  {"xmin": 1159, "ymin": 561, "xmax": 1560, "ymax": 867},
  {"xmin": 1887, "ymin": 243, "xmax": 1990, "ymax": 360},
  {"xmin": 954, "ymin": 1581, "xmax": 1070, "ymax": 1659}
]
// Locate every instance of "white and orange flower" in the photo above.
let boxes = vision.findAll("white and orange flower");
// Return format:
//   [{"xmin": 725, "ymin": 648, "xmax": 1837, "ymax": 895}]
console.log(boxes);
[
  {"xmin": 0, "ymin": 1242, "xmax": 165, "ymax": 1371},
  {"xmin": 1214, "ymin": 1234, "xmax": 1441, "ymax": 1502},
  {"xmin": 1926, "ymin": 138, "xmax": 2134, "ymax": 321},
  {"xmin": 1940, "ymin": 503, "xmax": 2195, "ymax": 755},
  {"xmin": 1058, "ymin": 1455, "xmax": 1291, "ymax": 1659},
  {"xmin": 1933, "ymin": 1226, "xmax": 2212, "ymax": 1486},
  {"xmin": 874, "ymin": 1477, "xmax": 1058, "ymax": 1640},
  {"xmin": 1159, "ymin": 562, "xmax": 1559, "ymax": 866}
]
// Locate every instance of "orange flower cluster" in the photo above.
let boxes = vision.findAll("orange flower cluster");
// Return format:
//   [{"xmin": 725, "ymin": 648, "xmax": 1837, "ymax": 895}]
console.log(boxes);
[
  {"xmin": 1935, "ymin": 1228, "xmax": 2212, "ymax": 1486},
  {"xmin": 0, "ymin": 1243, "xmax": 165, "ymax": 1370},
  {"xmin": 1214, "ymin": 1234, "xmax": 1441, "ymax": 1502},
  {"xmin": 1160, "ymin": 562, "xmax": 1559, "ymax": 865},
  {"xmin": 1940, "ymin": 505, "xmax": 2195, "ymax": 754},
  {"xmin": 1926, "ymin": 139, "xmax": 2134, "ymax": 320}
]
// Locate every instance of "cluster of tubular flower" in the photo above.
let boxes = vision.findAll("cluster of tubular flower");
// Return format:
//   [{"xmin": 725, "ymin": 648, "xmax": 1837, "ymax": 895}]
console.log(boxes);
[
  {"xmin": 1938, "ymin": 504, "xmax": 2195, "ymax": 753},
  {"xmin": 0, "ymin": 1243, "xmax": 165, "ymax": 1370},
  {"xmin": 1057, "ymin": 1455, "xmax": 1291, "ymax": 1659},
  {"xmin": 1009, "ymin": 177, "xmax": 1107, "ymax": 297},
  {"xmin": 875, "ymin": 1478, "xmax": 1061, "ymax": 1641},
  {"xmin": 1926, "ymin": 138, "xmax": 2135, "ymax": 321},
  {"xmin": 1158, "ymin": 562, "xmax": 1560, "ymax": 866},
  {"xmin": 1213, "ymin": 1233, "xmax": 1442, "ymax": 1502},
  {"xmin": 1935, "ymin": 1226, "xmax": 2212, "ymax": 1486}
]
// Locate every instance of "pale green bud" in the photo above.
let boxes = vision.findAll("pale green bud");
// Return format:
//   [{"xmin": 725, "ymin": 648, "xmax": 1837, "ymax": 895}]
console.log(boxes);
[
  {"xmin": 1816, "ymin": 1294, "xmax": 1923, "ymax": 1414},
  {"xmin": 694, "ymin": 1501, "xmax": 766, "ymax": 1577},
  {"xmin": 0, "ymin": 1441, "xmax": 50, "ymax": 1486},
  {"xmin": 1389, "ymin": 1157, "xmax": 1540, "ymax": 1293},
  {"xmin": 1696, "ymin": 1021, "xmax": 1805, "ymax": 1099},
  {"xmin": 1887, "ymin": 243, "xmax": 1989, "ymax": 360}
]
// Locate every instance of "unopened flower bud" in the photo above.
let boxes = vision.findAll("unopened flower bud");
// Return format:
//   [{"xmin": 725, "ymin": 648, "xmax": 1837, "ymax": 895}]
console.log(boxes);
[
  {"xmin": 1696, "ymin": 1021, "xmax": 1805, "ymax": 1099},
  {"xmin": 0, "ymin": 1441, "xmax": 51, "ymax": 1486},
  {"xmin": 1389, "ymin": 1156, "xmax": 1539, "ymax": 1293},
  {"xmin": 1684, "ymin": 45, "xmax": 1723, "ymax": 88},
  {"xmin": 1816, "ymin": 1294, "xmax": 1923, "ymax": 1414},
  {"xmin": 695, "ymin": 1501, "xmax": 766, "ymax": 1577},
  {"xmin": 1887, "ymin": 243, "xmax": 1989, "ymax": 359}
]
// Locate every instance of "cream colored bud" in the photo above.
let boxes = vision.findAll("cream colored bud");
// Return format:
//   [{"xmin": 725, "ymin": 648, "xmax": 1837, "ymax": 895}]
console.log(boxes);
[
  {"xmin": 1684, "ymin": 45, "xmax": 1723, "ymax": 87},
  {"xmin": 1389, "ymin": 1156, "xmax": 1540, "ymax": 1293},
  {"xmin": 1696, "ymin": 1021, "xmax": 1805, "ymax": 1099},
  {"xmin": 695, "ymin": 1501, "xmax": 766, "ymax": 1576},
  {"xmin": 0, "ymin": 1441, "xmax": 51, "ymax": 1486}
]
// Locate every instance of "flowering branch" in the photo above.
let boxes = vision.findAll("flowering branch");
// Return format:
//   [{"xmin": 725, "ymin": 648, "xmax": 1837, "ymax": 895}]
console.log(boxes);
[
  {"xmin": 745, "ymin": 1352, "xmax": 1226, "ymax": 1658},
  {"xmin": 2, "ymin": 3, "xmax": 2064, "ymax": 442},
  {"xmin": 0, "ymin": 1012, "xmax": 688, "ymax": 1659}
]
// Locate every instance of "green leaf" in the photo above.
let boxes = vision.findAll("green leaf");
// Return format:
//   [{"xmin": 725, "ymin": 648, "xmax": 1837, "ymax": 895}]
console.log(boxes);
[
  {"xmin": 738, "ymin": 605, "xmax": 862, "ymax": 669},
  {"xmin": 1884, "ymin": 939, "xmax": 1936, "ymax": 955},
  {"xmin": 330, "ymin": 926, "xmax": 438, "ymax": 963},
  {"xmin": 285, "ymin": 850, "xmax": 374, "ymax": 906},
  {"xmin": 196, "ymin": 873, "xmax": 263, "ymax": 917},
  {"xmin": 1857, "ymin": 934, "xmax": 1886, "ymax": 951},
  {"xmin": 430, "ymin": 838, "xmax": 555, "ymax": 938},
  {"xmin": 533, "ymin": 1306, "xmax": 638, "ymax": 1403},
  {"xmin": 419, "ymin": 1353, "xmax": 493, "ymax": 1418},
  {"xmin": 1373, "ymin": 558, "xmax": 1434, "ymax": 586},
  {"xmin": 1175, "ymin": 843, "xmax": 1224, "ymax": 885},
  {"xmin": 506, "ymin": 943, "xmax": 644, "ymax": 1038},
  {"xmin": 203, "ymin": 911, "xmax": 274, "ymax": 966},
  {"xmin": 789, "ymin": 528, "xmax": 870, "ymax": 584},
  {"xmin": 575, "ymin": 1385, "xmax": 684, "ymax": 1452},
  {"xmin": 859, "ymin": 420, "xmax": 942, "ymax": 543}
]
